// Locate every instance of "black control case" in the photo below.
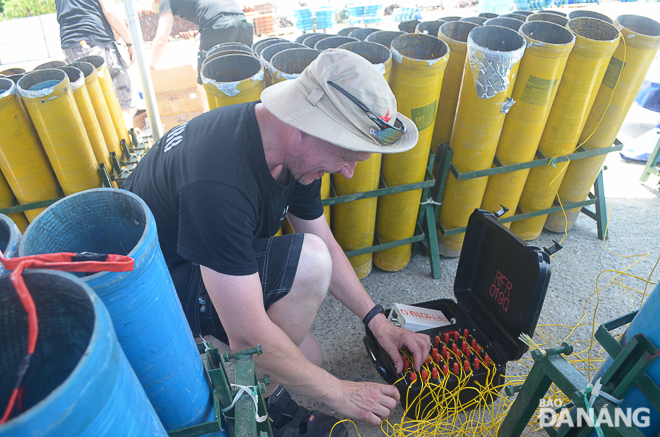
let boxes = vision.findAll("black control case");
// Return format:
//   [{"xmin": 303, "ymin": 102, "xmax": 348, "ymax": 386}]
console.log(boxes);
[{"xmin": 364, "ymin": 209, "xmax": 556, "ymax": 419}]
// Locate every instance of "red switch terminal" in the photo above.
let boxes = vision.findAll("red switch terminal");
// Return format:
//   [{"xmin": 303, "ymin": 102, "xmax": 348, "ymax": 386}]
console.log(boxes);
[
  {"xmin": 452, "ymin": 362, "xmax": 459, "ymax": 375},
  {"xmin": 442, "ymin": 364, "xmax": 448, "ymax": 376},
  {"xmin": 474, "ymin": 358, "xmax": 480, "ymax": 370},
  {"xmin": 471, "ymin": 339, "xmax": 477, "ymax": 350},
  {"xmin": 426, "ymin": 356, "xmax": 431, "ymax": 365},
  {"xmin": 421, "ymin": 369, "xmax": 428, "ymax": 381},
  {"xmin": 454, "ymin": 331, "xmax": 459, "ymax": 343},
  {"xmin": 404, "ymin": 360, "xmax": 410, "ymax": 372},
  {"xmin": 435, "ymin": 335, "xmax": 440, "ymax": 347},
  {"xmin": 463, "ymin": 328, "xmax": 469, "ymax": 339},
  {"xmin": 441, "ymin": 345, "xmax": 447, "ymax": 356},
  {"xmin": 452, "ymin": 343, "xmax": 458, "ymax": 354},
  {"xmin": 485, "ymin": 355, "xmax": 490, "ymax": 367},
  {"xmin": 463, "ymin": 359, "xmax": 470, "ymax": 372},
  {"xmin": 444, "ymin": 332, "xmax": 450, "ymax": 344},
  {"xmin": 410, "ymin": 372, "xmax": 417, "ymax": 384}
]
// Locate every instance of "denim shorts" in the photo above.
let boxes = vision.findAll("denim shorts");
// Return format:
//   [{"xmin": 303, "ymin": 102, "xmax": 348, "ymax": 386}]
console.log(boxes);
[{"xmin": 171, "ymin": 233, "xmax": 304, "ymax": 343}]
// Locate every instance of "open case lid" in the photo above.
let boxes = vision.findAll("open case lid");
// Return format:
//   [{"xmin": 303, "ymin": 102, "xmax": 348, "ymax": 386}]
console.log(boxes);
[{"xmin": 454, "ymin": 209, "xmax": 554, "ymax": 362}]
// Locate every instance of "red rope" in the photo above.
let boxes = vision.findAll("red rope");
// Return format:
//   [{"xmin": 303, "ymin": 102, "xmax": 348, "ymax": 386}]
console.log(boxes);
[{"xmin": 0, "ymin": 250, "xmax": 134, "ymax": 424}]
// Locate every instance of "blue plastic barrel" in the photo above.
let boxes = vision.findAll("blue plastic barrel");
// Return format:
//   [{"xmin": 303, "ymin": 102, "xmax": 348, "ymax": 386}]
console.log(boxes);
[
  {"xmin": 591, "ymin": 282, "xmax": 660, "ymax": 436},
  {"xmin": 0, "ymin": 213, "xmax": 20, "ymax": 274},
  {"xmin": 0, "ymin": 270, "xmax": 167, "ymax": 436},
  {"xmin": 19, "ymin": 189, "xmax": 222, "ymax": 433}
]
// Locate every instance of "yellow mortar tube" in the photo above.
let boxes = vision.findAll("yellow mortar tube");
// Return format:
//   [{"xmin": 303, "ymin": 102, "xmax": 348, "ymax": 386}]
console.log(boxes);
[
  {"xmin": 202, "ymin": 54, "xmax": 265, "ymax": 109},
  {"xmin": 18, "ymin": 69, "xmax": 101, "ymax": 196},
  {"xmin": 415, "ymin": 20, "xmax": 447, "ymax": 38},
  {"xmin": 332, "ymin": 154, "xmax": 382, "ymax": 279},
  {"xmin": 0, "ymin": 78, "xmax": 58, "ymax": 222},
  {"xmin": 438, "ymin": 26, "xmax": 526, "ymax": 256},
  {"xmin": 526, "ymin": 13, "xmax": 569, "ymax": 27},
  {"xmin": 270, "ymin": 48, "xmax": 320, "ymax": 85},
  {"xmin": 79, "ymin": 55, "xmax": 130, "ymax": 152},
  {"xmin": 511, "ymin": 17, "xmax": 620, "ymax": 240},
  {"xmin": 431, "ymin": 21, "xmax": 479, "ymax": 155},
  {"xmin": 481, "ymin": 21, "xmax": 575, "ymax": 224},
  {"xmin": 58, "ymin": 66, "xmax": 112, "ymax": 171},
  {"xmin": 72, "ymin": 61, "xmax": 121, "ymax": 159},
  {"xmin": 321, "ymin": 173, "xmax": 331, "ymax": 227},
  {"xmin": 338, "ymin": 41, "xmax": 393, "ymax": 82},
  {"xmin": 484, "ymin": 17, "xmax": 525, "ymax": 32},
  {"xmin": 259, "ymin": 42, "xmax": 304, "ymax": 87},
  {"xmin": 374, "ymin": 34, "xmax": 449, "ymax": 271},
  {"xmin": 0, "ymin": 170, "xmax": 29, "ymax": 232},
  {"xmin": 329, "ymin": 49, "xmax": 391, "ymax": 278},
  {"xmin": 545, "ymin": 15, "xmax": 660, "ymax": 233}
]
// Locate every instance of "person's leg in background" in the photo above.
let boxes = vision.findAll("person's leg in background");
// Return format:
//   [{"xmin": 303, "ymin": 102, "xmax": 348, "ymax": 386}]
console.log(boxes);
[
  {"xmin": 101, "ymin": 44, "xmax": 135, "ymax": 128},
  {"xmin": 65, "ymin": 42, "xmax": 136, "ymax": 129}
]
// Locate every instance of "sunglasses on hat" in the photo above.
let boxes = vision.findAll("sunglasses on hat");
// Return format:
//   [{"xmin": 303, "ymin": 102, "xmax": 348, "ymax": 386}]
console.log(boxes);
[{"xmin": 327, "ymin": 81, "xmax": 406, "ymax": 146}]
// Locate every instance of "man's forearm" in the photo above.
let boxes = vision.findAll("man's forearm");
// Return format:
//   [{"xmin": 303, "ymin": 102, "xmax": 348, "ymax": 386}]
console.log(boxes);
[
  {"xmin": 241, "ymin": 318, "xmax": 342, "ymax": 402},
  {"xmin": 150, "ymin": 39, "xmax": 168, "ymax": 69},
  {"xmin": 324, "ymin": 234, "xmax": 377, "ymax": 320}
]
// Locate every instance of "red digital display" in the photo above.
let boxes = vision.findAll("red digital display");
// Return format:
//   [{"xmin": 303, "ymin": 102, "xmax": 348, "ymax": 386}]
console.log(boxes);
[{"xmin": 489, "ymin": 270, "xmax": 511, "ymax": 312}]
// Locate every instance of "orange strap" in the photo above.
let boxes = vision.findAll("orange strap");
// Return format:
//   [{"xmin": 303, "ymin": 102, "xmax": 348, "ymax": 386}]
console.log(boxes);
[{"xmin": 0, "ymin": 250, "xmax": 134, "ymax": 424}]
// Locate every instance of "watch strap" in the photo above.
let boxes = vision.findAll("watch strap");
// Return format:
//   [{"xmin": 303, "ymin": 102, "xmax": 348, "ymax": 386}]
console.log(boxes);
[{"xmin": 362, "ymin": 305, "xmax": 385, "ymax": 328}]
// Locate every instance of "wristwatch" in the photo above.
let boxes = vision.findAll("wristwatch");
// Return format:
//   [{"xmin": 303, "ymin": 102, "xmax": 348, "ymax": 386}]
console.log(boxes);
[{"xmin": 362, "ymin": 305, "xmax": 385, "ymax": 328}]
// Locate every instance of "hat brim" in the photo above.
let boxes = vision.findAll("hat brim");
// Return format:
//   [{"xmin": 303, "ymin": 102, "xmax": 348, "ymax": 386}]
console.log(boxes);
[{"xmin": 261, "ymin": 79, "xmax": 419, "ymax": 154}]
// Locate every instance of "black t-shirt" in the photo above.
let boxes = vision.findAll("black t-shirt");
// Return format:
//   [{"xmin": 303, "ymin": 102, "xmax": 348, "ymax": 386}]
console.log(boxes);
[
  {"xmin": 158, "ymin": 0, "xmax": 244, "ymax": 31},
  {"xmin": 55, "ymin": 0, "xmax": 115, "ymax": 49},
  {"xmin": 123, "ymin": 102, "xmax": 323, "ymax": 277}
]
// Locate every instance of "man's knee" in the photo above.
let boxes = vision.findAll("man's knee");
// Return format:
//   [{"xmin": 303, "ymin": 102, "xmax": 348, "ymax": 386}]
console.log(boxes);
[{"xmin": 295, "ymin": 233, "xmax": 332, "ymax": 297}]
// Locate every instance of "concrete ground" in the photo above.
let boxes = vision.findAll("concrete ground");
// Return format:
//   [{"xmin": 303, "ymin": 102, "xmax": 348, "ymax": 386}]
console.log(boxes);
[
  {"xmin": 285, "ymin": 3, "xmax": 660, "ymax": 436},
  {"xmin": 8, "ymin": 1, "xmax": 659, "ymax": 434}
]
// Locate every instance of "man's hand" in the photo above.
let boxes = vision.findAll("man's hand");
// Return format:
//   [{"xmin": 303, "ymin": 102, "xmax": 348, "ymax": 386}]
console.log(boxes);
[
  {"xmin": 369, "ymin": 314, "xmax": 431, "ymax": 373},
  {"xmin": 127, "ymin": 45, "xmax": 135, "ymax": 64},
  {"xmin": 324, "ymin": 380, "xmax": 399, "ymax": 426}
]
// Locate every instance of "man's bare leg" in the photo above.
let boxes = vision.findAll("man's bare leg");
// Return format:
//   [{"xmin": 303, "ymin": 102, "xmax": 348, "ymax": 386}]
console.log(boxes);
[{"xmin": 263, "ymin": 233, "xmax": 332, "ymax": 396}]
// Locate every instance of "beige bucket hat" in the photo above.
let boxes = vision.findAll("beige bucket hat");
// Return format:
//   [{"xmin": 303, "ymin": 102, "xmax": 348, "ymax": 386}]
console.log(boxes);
[{"xmin": 261, "ymin": 48, "xmax": 418, "ymax": 154}]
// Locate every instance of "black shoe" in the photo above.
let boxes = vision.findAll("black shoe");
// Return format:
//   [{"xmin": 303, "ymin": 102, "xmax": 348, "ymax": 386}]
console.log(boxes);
[{"xmin": 266, "ymin": 386, "xmax": 349, "ymax": 437}]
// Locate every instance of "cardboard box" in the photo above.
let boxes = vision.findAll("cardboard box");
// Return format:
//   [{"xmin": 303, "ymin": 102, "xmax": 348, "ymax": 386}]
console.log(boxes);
[
  {"xmin": 150, "ymin": 63, "xmax": 198, "ymax": 94},
  {"xmin": 161, "ymin": 110, "xmax": 204, "ymax": 132},
  {"xmin": 156, "ymin": 85, "xmax": 205, "ymax": 116}
]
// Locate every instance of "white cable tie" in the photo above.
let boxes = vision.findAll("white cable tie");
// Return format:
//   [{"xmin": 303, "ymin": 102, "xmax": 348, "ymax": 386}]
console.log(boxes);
[
  {"xmin": 420, "ymin": 198, "xmax": 441, "ymax": 206},
  {"xmin": 221, "ymin": 384, "xmax": 268, "ymax": 423},
  {"xmin": 592, "ymin": 378, "xmax": 623, "ymax": 405},
  {"xmin": 199, "ymin": 335, "xmax": 211, "ymax": 352}
]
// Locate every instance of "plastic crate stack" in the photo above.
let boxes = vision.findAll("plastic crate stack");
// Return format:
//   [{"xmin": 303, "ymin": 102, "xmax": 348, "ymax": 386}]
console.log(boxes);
[
  {"xmin": 293, "ymin": 8, "xmax": 314, "ymax": 32},
  {"xmin": 480, "ymin": 0, "xmax": 512, "ymax": 14},
  {"xmin": 347, "ymin": 4, "xmax": 383, "ymax": 26},
  {"xmin": 364, "ymin": 5, "xmax": 383, "ymax": 25},
  {"xmin": 392, "ymin": 7, "xmax": 420, "ymax": 22},
  {"xmin": 315, "ymin": 6, "xmax": 334, "ymax": 31},
  {"xmin": 554, "ymin": 0, "xmax": 598, "ymax": 5},
  {"xmin": 520, "ymin": 0, "xmax": 552, "ymax": 10}
]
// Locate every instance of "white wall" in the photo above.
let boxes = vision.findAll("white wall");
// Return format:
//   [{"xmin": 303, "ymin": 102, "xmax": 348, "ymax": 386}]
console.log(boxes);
[{"xmin": 0, "ymin": 13, "xmax": 63, "ymax": 66}]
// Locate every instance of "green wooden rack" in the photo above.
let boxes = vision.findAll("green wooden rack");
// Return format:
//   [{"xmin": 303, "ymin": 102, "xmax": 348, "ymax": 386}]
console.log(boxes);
[
  {"xmin": 639, "ymin": 131, "xmax": 660, "ymax": 183},
  {"xmin": 0, "ymin": 129, "xmax": 148, "ymax": 216},
  {"xmin": 322, "ymin": 140, "xmax": 623, "ymax": 281}
]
